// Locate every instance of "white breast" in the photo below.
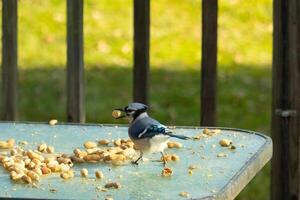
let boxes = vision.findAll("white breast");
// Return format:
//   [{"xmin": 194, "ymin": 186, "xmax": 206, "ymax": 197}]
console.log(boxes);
[
  {"xmin": 132, "ymin": 135, "xmax": 170, "ymax": 154},
  {"xmin": 148, "ymin": 135, "xmax": 170, "ymax": 153}
]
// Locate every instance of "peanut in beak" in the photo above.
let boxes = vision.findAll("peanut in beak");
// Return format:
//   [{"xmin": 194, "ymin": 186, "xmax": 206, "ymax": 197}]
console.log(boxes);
[{"xmin": 112, "ymin": 109, "xmax": 126, "ymax": 119}]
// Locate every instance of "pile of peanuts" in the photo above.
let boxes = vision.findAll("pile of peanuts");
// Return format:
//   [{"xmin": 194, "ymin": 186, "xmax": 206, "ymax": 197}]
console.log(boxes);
[
  {"xmin": 0, "ymin": 139, "xmax": 74, "ymax": 184},
  {"xmin": 70, "ymin": 139, "xmax": 137, "ymax": 166},
  {"xmin": 0, "ymin": 138, "xmax": 15, "ymax": 149},
  {"xmin": 0, "ymin": 137, "xmax": 184, "ymax": 185},
  {"xmin": 71, "ymin": 139, "xmax": 183, "ymax": 167}
]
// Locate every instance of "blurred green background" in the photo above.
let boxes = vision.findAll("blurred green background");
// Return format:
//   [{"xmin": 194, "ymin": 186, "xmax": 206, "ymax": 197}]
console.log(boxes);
[{"xmin": 1, "ymin": 0, "xmax": 272, "ymax": 199}]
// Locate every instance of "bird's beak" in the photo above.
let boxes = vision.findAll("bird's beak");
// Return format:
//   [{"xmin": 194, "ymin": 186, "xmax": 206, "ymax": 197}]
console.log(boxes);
[{"xmin": 112, "ymin": 108, "xmax": 126, "ymax": 119}]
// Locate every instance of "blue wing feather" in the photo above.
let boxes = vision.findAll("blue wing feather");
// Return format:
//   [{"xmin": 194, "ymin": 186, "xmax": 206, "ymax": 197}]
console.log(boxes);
[
  {"xmin": 129, "ymin": 116, "xmax": 189, "ymax": 140},
  {"xmin": 138, "ymin": 124, "xmax": 170, "ymax": 138}
]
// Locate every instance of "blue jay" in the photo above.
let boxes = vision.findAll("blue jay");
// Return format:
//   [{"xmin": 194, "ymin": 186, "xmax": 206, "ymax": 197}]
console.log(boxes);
[{"xmin": 114, "ymin": 102, "xmax": 190, "ymax": 166}]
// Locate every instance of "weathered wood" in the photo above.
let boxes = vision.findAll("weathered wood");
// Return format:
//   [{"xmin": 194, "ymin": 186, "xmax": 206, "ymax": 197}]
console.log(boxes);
[
  {"xmin": 201, "ymin": 0, "xmax": 218, "ymax": 126},
  {"xmin": 271, "ymin": 0, "xmax": 300, "ymax": 199},
  {"xmin": 133, "ymin": 0, "xmax": 150, "ymax": 105},
  {"xmin": 2, "ymin": 0, "xmax": 18, "ymax": 120},
  {"xmin": 67, "ymin": 0, "xmax": 85, "ymax": 123}
]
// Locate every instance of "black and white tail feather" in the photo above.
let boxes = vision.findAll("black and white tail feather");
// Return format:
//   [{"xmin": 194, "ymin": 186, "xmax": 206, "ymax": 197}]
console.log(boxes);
[{"xmin": 137, "ymin": 124, "xmax": 190, "ymax": 140}]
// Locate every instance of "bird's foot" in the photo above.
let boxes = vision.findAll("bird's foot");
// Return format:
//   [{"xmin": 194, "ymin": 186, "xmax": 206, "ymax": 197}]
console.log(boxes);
[
  {"xmin": 131, "ymin": 161, "xmax": 139, "ymax": 165},
  {"xmin": 160, "ymin": 152, "xmax": 167, "ymax": 167},
  {"xmin": 161, "ymin": 156, "xmax": 167, "ymax": 167},
  {"xmin": 162, "ymin": 160, "xmax": 167, "ymax": 167}
]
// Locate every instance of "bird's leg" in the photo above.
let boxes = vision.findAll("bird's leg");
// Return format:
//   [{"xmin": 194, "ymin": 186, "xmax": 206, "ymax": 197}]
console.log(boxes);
[
  {"xmin": 132, "ymin": 151, "xmax": 143, "ymax": 165},
  {"xmin": 160, "ymin": 152, "xmax": 167, "ymax": 167}
]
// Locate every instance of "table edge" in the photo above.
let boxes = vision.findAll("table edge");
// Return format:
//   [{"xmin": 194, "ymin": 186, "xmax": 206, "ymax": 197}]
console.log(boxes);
[{"xmin": 196, "ymin": 133, "xmax": 272, "ymax": 200}]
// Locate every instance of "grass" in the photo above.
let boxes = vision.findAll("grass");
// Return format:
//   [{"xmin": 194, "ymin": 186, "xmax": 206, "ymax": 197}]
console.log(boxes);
[{"xmin": 1, "ymin": 0, "xmax": 272, "ymax": 199}]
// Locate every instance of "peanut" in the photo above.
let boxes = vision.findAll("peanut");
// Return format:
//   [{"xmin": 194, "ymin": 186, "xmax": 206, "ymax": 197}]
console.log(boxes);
[
  {"xmin": 7, "ymin": 138, "xmax": 15, "ymax": 148},
  {"xmin": 171, "ymin": 154, "xmax": 180, "ymax": 161},
  {"xmin": 33, "ymin": 168, "xmax": 42, "ymax": 176},
  {"xmin": 98, "ymin": 139, "xmax": 110, "ymax": 146},
  {"xmin": 104, "ymin": 182, "xmax": 121, "ymax": 189},
  {"xmin": 112, "ymin": 110, "xmax": 122, "ymax": 119},
  {"xmin": 60, "ymin": 170, "xmax": 74, "ymax": 179},
  {"xmin": 103, "ymin": 154, "xmax": 113, "ymax": 162},
  {"xmin": 70, "ymin": 156, "xmax": 85, "ymax": 163},
  {"xmin": 10, "ymin": 171, "xmax": 23, "ymax": 181},
  {"xmin": 32, "ymin": 158, "xmax": 42, "ymax": 166},
  {"xmin": 73, "ymin": 149, "xmax": 88, "ymax": 158},
  {"xmin": 44, "ymin": 157, "xmax": 55, "ymax": 164},
  {"xmin": 27, "ymin": 150, "xmax": 44, "ymax": 161},
  {"xmin": 21, "ymin": 175, "xmax": 32, "ymax": 184},
  {"xmin": 161, "ymin": 167, "xmax": 173, "ymax": 177},
  {"xmin": 179, "ymin": 191, "xmax": 190, "ymax": 198},
  {"xmin": 48, "ymin": 164, "xmax": 61, "ymax": 172},
  {"xmin": 167, "ymin": 141, "xmax": 183, "ymax": 149},
  {"xmin": 37, "ymin": 143, "xmax": 47, "ymax": 152},
  {"xmin": 86, "ymin": 148, "xmax": 101, "ymax": 155},
  {"xmin": 203, "ymin": 128, "xmax": 221, "ymax": 136},
  {"xmin": 83, "ymin": 154, "xmax": 101, "ymax": 162},
  {"xmin": 0, "ymin": 139, "xmax": 14, "ymax": 149},
  {"xmin": 217, "ymin": 153, "xmax": 227, "ymax": 158},
  {"xmin": 24, "ymin": 158, "xmax": 31, "ymax": 166},
  {"xmin": 95, "ymin": 170, "xmax": 104, "ymax": 179},
  {"xmin": 111, "ymin": 154, "xmax": 126, "ymax": 166},
  {"xmin": 46, "ymin": 146, "xmax": 55, "ymax": 154},
  {"xmin": 219, "ymin": 139, "xmax": 232, "ymax": 147},
  {"xmin": 7, "ymin": 165, "xmax": 25, "ymax": 173},
  {"xmin": 41, "ymin": 166, "xmax": 51, "ymax": 175},
  {"xmin": 84, "ymin": 141, "xmax": 97, "ymax": 149},
  {"xmin": 80, "ymin": 168, "xmax": 88, "ymax": 177},
  {"xmin": 0, "ymin": 141, "xmax": 8, "ymax": 149},
  {"xmin": 28, "ymin": 161, "xmax": 36, "ymax": 169},
  {"xmin": 27, "ymin": 171, "xmax": 40, "ymax": 182},
  {"xmin": 49, "ymin": 119, "xmax": 58, "ymax": 126},
  {"xmin": 122, "ymin": 148, "xmax": 135, "ymax": 158},
  {"xmin": 57, "ymin": 157, "xmax": 73, "ymax": 166},
  {"xmin": 161, "ymin": 154, "xmax": 172, "ymax": 162},
  {"xmin": 60, "ymin": 172, "xmax": 69, "ymax": 179},
  {"xmin": 10, "ymin": 149, "xmax": 18, "ymax": 156},
  {"xmin": 113, "ymin": 139, "xmax": 122, "ymax": 146},
  {"xmin": 60, "ymin": 163, "xmax": 70, "ymax": 172}
]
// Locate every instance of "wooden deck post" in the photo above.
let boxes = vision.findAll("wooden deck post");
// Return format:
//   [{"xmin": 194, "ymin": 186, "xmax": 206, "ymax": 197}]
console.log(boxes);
[
  {"xmin": 201, "ymin": 0, "xmax": 218, "ymax": 126},
  {"xmin": 67, "ymin": 0, "xmax": 85, "ymax": 123},
  {"xmin": 133, "ymin": 0, "xmax": 150, "ymax": 105},
  {"xmin": 271, "ymin": 0, "xmax": 300, "ymax": 199},
  {"xmin": 2, "ymin": 0, "xmax": 18, "ymax": 121}
]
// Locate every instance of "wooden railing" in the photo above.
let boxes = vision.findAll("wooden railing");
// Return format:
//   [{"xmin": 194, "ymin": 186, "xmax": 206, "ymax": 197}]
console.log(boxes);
[
  {"xmin": 2, "ymin": 0, "xmax": 18, "ymax": 120},
  {"xmin": 3, "ymin": 1, "xmax": 299, "ymax": 198},
  {"xmin": 271, "ymin": 0, "xmax": 300, "ymax": 199},
  {"xmin": 66, "ymin": 0, "xmax": 85, "ymax": 123},
  {"xmin": 1, "ymin": 0, "xmax": 218, "ymax": 126}
]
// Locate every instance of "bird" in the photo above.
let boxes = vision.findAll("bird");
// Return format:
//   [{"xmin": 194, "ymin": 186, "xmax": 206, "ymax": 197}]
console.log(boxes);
[{"xmin": 113, "ymin": 102, "xmax": 190, "ymax": 166}]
